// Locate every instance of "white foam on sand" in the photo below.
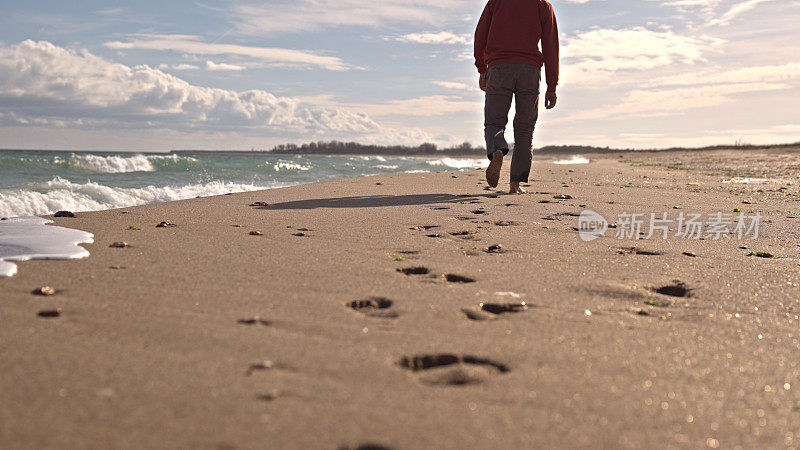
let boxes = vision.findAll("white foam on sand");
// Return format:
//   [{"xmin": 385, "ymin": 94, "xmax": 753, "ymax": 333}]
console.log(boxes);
[
  {"xmin": 0, "ymin": 216, "xmax": 94, "ymax": 277},
  {"xmin": 552, "ymin": 155, "xmax": 590, "ymax": 165}
]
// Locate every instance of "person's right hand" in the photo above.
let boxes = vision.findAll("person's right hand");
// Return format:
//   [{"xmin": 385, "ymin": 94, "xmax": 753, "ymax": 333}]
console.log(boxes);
[
  {"xmin": 545, "ymin": 91, "xmax": 557, "ymax": 109},
  {"xmin": 479, "ymin": 73, "xmax": 487, "ymax": 92}
]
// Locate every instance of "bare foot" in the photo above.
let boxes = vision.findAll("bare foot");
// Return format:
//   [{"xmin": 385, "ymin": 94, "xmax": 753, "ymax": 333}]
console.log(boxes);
[
  {"xmin": 485, "ymin": 150, "xmax": 504, "ymax": 188},
  {"xmin": 509, "ymin": 182, "xmax": 526, "ymax": 194}
]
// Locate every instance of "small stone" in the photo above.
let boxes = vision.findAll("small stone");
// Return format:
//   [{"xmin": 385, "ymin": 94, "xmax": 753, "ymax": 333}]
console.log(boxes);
[
  {"xmin": 471, "ymin": 210, "xmax": 486, "ymax": 215},
  {"xmin": 293, "ymin": 232, "xmax": 306, "ymax": 237},
  {"xmin": 238, "ymin": 317, "xmax": 271, "ymax": 326},
  {"xmin": 249, "ymin": 231, "xmax": 263, "ymax": 236},
  {"xmin": 232, "ymin": 225, "xmax": 244, "ymax": 228},
  {"xmin": 682, "ymin": 252, "xmax": 698, "ymax": 257},
  {"xmin": 426, "ymin": 233, "xmax": 441, "ymax": 238},
  {"xmin": 54, "ymin": 211, "xmax": 75, "ymax": 218},
  {"xmin": 249, "ymin": 201, "xmax": 269, "ymax": 207},
  {"xmin": 156, "ymin": 221, "xmax": 176, "ymax": 228},
  {"xmin": 553, "ymin": 194, "xmax": 573, "ymax": 200},
  {"xmin": 1, "ymin": 217, "xmax": 7, "ymax": 221},
  {"xmin": 376, "ymin": 182, "xmax": 384, "ymax": 185},
  {"xmin": 38, "ymin": 309, "xmax": 62, "ymax": 318},
  {"xmin": 742, "ymin": 200, "xmax": 753, "ymax": 204},
  {"xmin": 110, "ymin": 242, "xmax": 128, "ymax": 248},
  {"xmin": 486, "ymin": 244, "xmax": 504, "ymax": 253},
  {"xmin": 33, "ymin": 286, "xmax": 56, "ymax": 296},
  {"xmin": 568, "ymin": 169, "xmax": 575, "ymax": 173},
  {"xmin": 673, "ymin": 206, "xmax": 681, "ymax": 210}
]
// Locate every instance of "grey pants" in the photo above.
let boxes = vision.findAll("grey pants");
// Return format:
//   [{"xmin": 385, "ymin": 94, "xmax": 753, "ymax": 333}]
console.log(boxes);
[{"xmin": 484, "ymin": 64, "xmax": 541, "ymax": 182}]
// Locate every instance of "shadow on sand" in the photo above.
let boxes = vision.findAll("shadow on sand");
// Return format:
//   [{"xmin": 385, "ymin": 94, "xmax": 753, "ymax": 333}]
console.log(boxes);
[{"xmin": 261, "ymin": 194, "xmax": 483, "ymax": 210}]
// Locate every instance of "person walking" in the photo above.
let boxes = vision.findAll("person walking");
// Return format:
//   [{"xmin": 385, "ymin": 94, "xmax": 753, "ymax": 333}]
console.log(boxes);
[{"xmin": 475, "ymin": 0, "xmax": 559, "ymax": 193}]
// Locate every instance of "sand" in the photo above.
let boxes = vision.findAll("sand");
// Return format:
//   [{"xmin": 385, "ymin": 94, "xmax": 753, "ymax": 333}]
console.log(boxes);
[{"xmin": 1, "ymin": 149, "xmax": 799, "ymax": 449}]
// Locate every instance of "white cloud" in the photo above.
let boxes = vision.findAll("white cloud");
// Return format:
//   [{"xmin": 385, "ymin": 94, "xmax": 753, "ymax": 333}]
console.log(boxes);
[
  {"xmin": 708, "ymin": 0, "xmax": 774, "ymax": 26},
  {"xmin": 223, "ymin": 0, "xmax": 470, "ymax": 36},
  {"xmin": 647, "ymin": 62, "xmax": 800, "ymax": 87},
  {"xmin": 396, "ymin": 32, "xmax": 471, "ymax": 45},
  {"xmin": 205, "ymin": 61, "xmax": 245, "ymax": 71},
  {"xmin": 432, "ymin": 81, "xmax": 473, "ymax": 90},
  {"xmin": 561, "ymin": 27, "xmax": 723, "ymax": 85},
  {"xmin": 559, "ymin": 82, "xmax": 788, "ymax": 121},
  {"xmin": 0, "ymin": 40, "xmax": 378, "ymax": 136},
  {"xmin": 104, "ymin": 34, "xmax": 355, "ymax": 71},
  {"xmin": 159, "ymin": 63, "xmax": 200, "ymax": 71}
]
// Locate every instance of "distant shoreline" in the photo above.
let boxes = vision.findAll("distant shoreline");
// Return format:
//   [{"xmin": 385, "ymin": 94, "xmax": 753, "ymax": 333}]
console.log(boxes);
[
  {"xmin": 1, "ymin": 141, "xmax": 797, "ymax": 155},
  {"xmin": 171, "ymin": 141, "xmax": 800, "ymax": 156}
]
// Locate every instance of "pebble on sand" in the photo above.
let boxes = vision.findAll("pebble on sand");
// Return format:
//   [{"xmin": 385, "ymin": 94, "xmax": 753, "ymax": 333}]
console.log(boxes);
[
  {"xmin": 54, "ymin": 211, "xmax": 75, "ymax": 218},
  {"xmin": 249, "ymin": 202, "xmax": 269, "ymax": 207},
  {"xmin": 553, "ymin": 194, "xmax": 573, "ymax": 200},
  {"xmin": 249, "ymin": 231, "xmax": 263, "ymax": 236},
  {"xmin": 38, "ymin": 309, "xmax": 62, "ymax": 318},
  {"xmin": 682, "ymin": 251, "xmax": 698, "ymax": 257},
  {"xmin": 156, "ymin": 221, "xmax": 177, "ymax": 228},
  {"xmin": 33, "ymin": 286, "xmax": 56, "ymax": 296},
  {"xmin": 293, "ymin": 232, "xmax": 306, "ymax": 237},
  {"xmin": 238, "ymin": 317, "xmax": 271, "ymax": 326},
  {"xmin": 486, "ymin": 244, "xmax": 504, "ymax": 253},
  {"xmin": 110, "ymin": 242, "xmax": 129, "ymax": 248}
]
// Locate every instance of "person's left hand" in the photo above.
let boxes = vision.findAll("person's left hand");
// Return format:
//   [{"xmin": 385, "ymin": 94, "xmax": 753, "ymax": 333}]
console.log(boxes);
[
  {"xmin": 545, "ymin": 91, "xmax": 557, "ymax": 109},
  {"xmin": 479, "ymin": 73, "xmax": 487, "ymax": 92}
]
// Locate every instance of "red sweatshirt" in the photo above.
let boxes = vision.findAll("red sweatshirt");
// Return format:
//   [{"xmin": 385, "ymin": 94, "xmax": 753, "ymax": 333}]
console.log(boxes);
[{"xmin": 474, "ymin": 0, "xmax": 559, "ymax": 92}]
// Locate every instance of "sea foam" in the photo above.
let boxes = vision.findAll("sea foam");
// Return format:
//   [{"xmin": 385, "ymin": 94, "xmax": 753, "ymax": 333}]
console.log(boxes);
[
  {"xmin": 0, "ymin": 216, "xmax": 93, "ymax": 277},
  {"xmin": 54, "ymin": 153, "xmax": 196, "ymax": 174},
  {"xmin": 0, "ymin": 177, "xmax": 272, "ymax": 217}
]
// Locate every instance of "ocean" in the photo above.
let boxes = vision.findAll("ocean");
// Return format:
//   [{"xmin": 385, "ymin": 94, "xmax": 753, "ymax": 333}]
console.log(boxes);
[{"xmin": 0, "ymin": 150, "xmax": 492, "ymax": 218}]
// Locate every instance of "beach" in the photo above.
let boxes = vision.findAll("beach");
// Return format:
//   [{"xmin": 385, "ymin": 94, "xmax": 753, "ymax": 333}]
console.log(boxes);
[{"xmin": 2, "ymin": 148, "xmax": 800, "ymax": 449}]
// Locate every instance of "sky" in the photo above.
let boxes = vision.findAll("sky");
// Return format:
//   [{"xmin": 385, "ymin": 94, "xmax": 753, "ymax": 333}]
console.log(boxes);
[{"xmin": 0, "ymin": 0, "xmax": 798, "ymax": 152}]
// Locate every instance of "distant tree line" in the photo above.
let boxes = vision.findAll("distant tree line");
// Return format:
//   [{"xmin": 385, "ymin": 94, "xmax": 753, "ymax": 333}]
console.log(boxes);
[{"xmin": 270, "ymin": 141, "xmax": 482, "ymax": 156}]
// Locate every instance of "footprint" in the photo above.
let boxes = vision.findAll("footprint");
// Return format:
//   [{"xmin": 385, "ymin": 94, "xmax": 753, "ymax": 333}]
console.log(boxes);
[
  {"xmin": 347, "ymin": 297, "xmax": 398, "ymax": 318},
  {"xmin": 494, "ymin": 220, "xmax": 519, "ymax": 227},
  {"xmin": 618, "ymin": 247, "xmax": 665, "ymax": 256},
  {"xmin": 480, "ymin": 302, "xmax": 529, "ymax": 315},
  {"xmin": 398, "ymin": 354, "xmax": 509, "ymax": 386},
  {"xmin": 397, "ymin": 267, "xmax": 430, "ymax": 275},
  {"xmin": 338, "ymin": 444, "xmax": 394, "ymax": 450},
  {"xmin": 410, "ymin": 225, "xmax": 440, "ymax": 231},
  {"xmin": 653, "ymin": 281, "xmax": 692, "ymax": 298},
  {"xmin": 463, "ymin": 302, "xmax": 529, "ymax": 321},
  {"xmin": 449, "ymin": 231, "xmax": 476, "ymax": 240},
  {"xmin": 444, "ymin": 274, "xmax": 475, "ymax": 283}
]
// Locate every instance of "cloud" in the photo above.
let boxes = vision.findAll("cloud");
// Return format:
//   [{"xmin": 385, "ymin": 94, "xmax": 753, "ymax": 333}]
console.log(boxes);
[
  {"xmin": 205, "ymin": 61, "xmax": 245, "ymax": 71},
  {"xmin": 159, "ymin": 63, "xmax": 200, "ymax": 71},
  {"xmin": 104, "ymin": 34, "xmax": 355, "ymax": 71},
  {"xmin": 222, "ymin": 0, "xmax": 469, "ymax": 36},
  {"xmin": 708, "ymin": 0, "xmax": 774, "ymax": 26},
  {"xmin": 646, "ymin": 62, "xmax": 800, "ymax": 87},
  {"xmin": 0, "ymin": 40, "xmax": 379, "ymax": 137},
  {"xmin": 432, "ymin": 81, "xmax": 473, "ymax": 90},
  {"xmin": 396, "ymin": 32, "xmax": 471, "ymax": 45},
  {"xmin": 561, "ymin": 27, "xmax": 723, "ymax": 85},
  {"xmin": 559, "ymin": 82, "xmax": 789, "ymax": 122}
]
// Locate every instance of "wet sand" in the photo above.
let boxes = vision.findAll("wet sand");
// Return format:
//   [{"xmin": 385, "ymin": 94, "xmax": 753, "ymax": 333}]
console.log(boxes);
[{"xmin": 1, "ymin": 149, "xmax": 799, "ymax": 449}]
